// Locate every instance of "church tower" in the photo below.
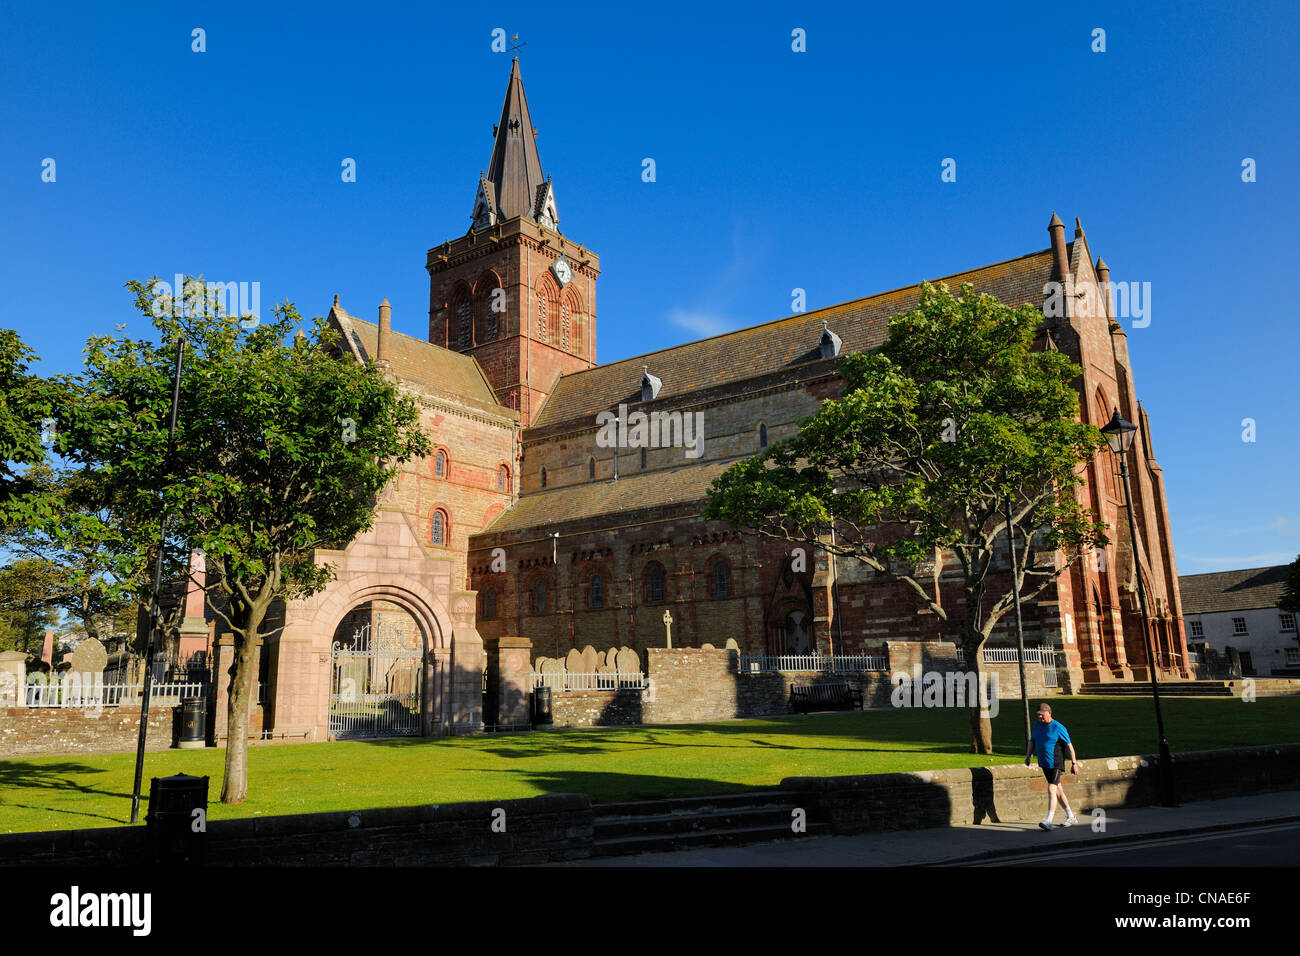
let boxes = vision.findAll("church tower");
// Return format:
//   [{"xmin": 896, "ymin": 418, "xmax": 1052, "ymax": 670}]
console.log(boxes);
[{"xmin": 426, "ymin": 58, "xmax": 599, "ymax": 426}]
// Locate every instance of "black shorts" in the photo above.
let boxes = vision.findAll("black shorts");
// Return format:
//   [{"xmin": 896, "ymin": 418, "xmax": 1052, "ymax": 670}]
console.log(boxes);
[{"xmin": 1042, "ymin": 765, "xmax": 1062, "ymax": 785}]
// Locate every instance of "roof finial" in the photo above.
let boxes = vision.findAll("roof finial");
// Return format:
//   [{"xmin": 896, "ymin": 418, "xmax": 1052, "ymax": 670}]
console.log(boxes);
[{"xmin": 333, "ymin": 294, "xmax": 339, "ymax": 307}]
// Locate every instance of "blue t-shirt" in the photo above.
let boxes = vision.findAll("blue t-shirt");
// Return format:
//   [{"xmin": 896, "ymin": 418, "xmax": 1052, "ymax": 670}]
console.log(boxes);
[{"xmin": 1032, "ymin": 720, "xmax": 1072, "ymax": 768}]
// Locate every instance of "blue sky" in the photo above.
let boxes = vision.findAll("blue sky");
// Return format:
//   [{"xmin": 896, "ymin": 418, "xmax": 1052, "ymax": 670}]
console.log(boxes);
[{"xmin": 2, "ymin": 0, "xmax": 1298, "ymax": 574}]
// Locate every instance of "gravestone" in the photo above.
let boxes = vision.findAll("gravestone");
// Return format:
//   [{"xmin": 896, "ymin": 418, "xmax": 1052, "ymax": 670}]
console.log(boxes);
[
  {"xmin": 615, "ymin": 647, "xmax": 640, "ymax": 674},
  {"xmin": 725, "ymin": 638, "xmax": 740, "ymax": 651},
  {"xmin": 580, "ymin": 645, "xmax": 599, "ymax": 673},
  {"xmin": 539, "ymin": 657, "xmax": 564, "ymax": 689},
  {"xmin": 65, "ymin": 638, "xmax": 107, "ymax": 683},
  {"xmin": 701, "ymin": 643, "xmax": 716, "ymax": 650},
  {"xmin": 565, "ymin": 648, "xmax": 584, "ymax": 673}
]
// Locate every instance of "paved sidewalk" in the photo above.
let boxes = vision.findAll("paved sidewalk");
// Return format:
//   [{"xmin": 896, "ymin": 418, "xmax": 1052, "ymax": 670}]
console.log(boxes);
[{"xmin": 556, "ymin": 790, "xmax": 1300, "ymax": 866}]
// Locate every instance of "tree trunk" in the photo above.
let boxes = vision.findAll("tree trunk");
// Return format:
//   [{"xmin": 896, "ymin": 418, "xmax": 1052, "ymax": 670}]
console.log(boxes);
[
  {"xmin": 968, "ymin": 696, "xmax": 994, "ymax": 754},
  {"xmin": 960, "ymin": 634, "xmax": 994, "ymax": 754},
  {"xmin": 220, "ymin": 602, "xmax": 267, "ymax": 804}
]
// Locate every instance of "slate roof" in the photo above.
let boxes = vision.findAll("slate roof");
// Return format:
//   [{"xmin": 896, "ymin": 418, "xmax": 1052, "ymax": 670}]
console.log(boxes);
[
  {"xmin": 481, "ymin": 241, "xmax": 1067, "ymax": 537},
  {"xmin": 532, "ymin": 245, "xmax": 1061, "ymax": 428},
  {"xmin": 480, "ymin": 458, "xmax": 738, "ymax": 538},
  {"xmin": 1179, "ymin": 566, "xmax": 1291, "ymax": 615},
  {"xmin": 331, "ymin": 308, "xmax": 505, "ymax": 415}
]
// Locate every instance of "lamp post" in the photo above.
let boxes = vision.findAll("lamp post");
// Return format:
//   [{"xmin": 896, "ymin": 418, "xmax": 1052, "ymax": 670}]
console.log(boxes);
[
  {"xmin": 1005, "ymin": 494, "xmax": 1032, "ymax": 757},
  {"xmin": 1100, "ymin": 408, "xmax": 1177, "ymax": 807},
  {"xmin": 130, "ymin": 334, "xmax": 186, "ymax": 824}
]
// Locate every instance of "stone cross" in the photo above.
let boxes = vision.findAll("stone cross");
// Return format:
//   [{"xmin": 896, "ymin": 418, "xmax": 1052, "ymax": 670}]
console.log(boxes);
[{"xmin": 663, "ymin": 609, "xmax": 673, "ymax": 649}]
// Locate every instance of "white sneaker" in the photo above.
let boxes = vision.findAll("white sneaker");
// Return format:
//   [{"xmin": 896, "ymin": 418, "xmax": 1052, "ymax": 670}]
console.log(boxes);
[
  {"xmin": 1038, "ymin": 819, "xmax": 1053, "ymax": 831},
  {"xmin": 1062, "ymin": 814, "xmax": 1079, "ymax": 827}
]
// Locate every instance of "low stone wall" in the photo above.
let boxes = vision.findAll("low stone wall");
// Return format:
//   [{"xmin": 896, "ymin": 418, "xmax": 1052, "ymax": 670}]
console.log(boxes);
[
  {"xmin": 550, "ymin": 689, "xmax": 643, "ymax": 728},
  {"xmin": 0, "ymin": 698, "xmax": 272, "ymax": 758},
  {"xmin": 736, "ymin": 670, "xmax": 895, "ymax": 715},
  {"xmin": 0, "ymin": 793, "xmax": 593, "ymax": 867},
  {"xmin": 0, "ymin": 705, "xmax": 176, "ymax": 759},
  {"xmin": 982, "ymin": 660, "xmax": 1053, "ymax": 699},
  {"xmin": 783, "ymin": 742, "xmax": 1300, "ymax": 833},
  {"xmin": 642, "ymin": 648, "xmax": 738, "ymax": 723}
]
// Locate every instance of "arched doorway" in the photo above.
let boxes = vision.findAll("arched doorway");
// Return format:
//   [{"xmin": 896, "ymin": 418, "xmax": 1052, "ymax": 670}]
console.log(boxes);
[
  {"xmin": 767, "ymin": 599, "xmax": 812, "ymax": 655},
  {"xmin": 329, "ymin": 600, "xmax": 424, "ymax": 738}
]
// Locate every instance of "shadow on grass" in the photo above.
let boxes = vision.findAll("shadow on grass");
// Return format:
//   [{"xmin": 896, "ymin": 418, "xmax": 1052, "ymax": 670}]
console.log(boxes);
[
  {"xmin": 349, "ymin": 728, "xmax": 998, "ymax": 762},
  {"xmin": 0, "ymin": 760, "xmax": 138, "ymax": 826}
]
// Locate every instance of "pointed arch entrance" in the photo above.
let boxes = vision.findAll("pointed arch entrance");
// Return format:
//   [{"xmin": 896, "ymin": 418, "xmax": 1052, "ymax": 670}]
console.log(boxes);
[{"xmin": 262, "ymin": 509, "xmax": 483, "ymax": 741}]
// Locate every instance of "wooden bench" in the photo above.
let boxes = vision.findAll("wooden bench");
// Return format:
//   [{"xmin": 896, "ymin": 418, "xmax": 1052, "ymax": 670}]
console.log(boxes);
[{"xmin": 789, "ymin": 681, "xmax": 863, "ymax": 714}]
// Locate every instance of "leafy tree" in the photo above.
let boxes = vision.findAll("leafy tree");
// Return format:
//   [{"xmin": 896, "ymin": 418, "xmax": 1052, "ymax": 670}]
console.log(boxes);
[
  {"xmin": 55, "ymin": 278, "xmax": 431, "ymax": 803},
  {"xmin": 0, "ymin": 596, "xmax": 56, "ymax": 655},
  {"xmin": 0, "ymin": 465, "xmax": 143, "ymax": 647},
  {"xmin": 0, "ymin": 328, "xmax": 55, "ymax": 515},
  {"xmin": 704, "ymin": 282, "xmax": 1107, "ymax": 752},
  {"xmin": 1280, "ymin": 555, "xmax": 1300, "ymax": 615}
]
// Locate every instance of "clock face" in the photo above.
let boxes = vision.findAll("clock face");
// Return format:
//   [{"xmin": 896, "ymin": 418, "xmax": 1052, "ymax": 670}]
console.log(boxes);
[{"xmin": 551, "ymin": 256, "xmax": 573, "ymax": 288}]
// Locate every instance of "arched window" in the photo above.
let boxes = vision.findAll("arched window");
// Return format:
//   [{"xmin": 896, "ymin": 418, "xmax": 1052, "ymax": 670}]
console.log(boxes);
[
  {"xmin": 431, "ymin": 509, "xmax": 448, "ymax": 546},
  {"xmin": 711, "ymin": 559, "xmax": 731, "ymax": 598},
  {"xmin": 435, "ymin": 450, "xmax": 447, "ymax": 478},
  {"xmin": 458, "ymin": 299, "xmax": 473, "ymax": 350},
  {"xmin": 640, "ymin": 448, "xmax": 647, "ymax": 470},
  {"xmin": 530, "ymin": 578, "xmax": 548, "ymax": 614},
  {"xmin": 481, "ymin": 588, "xmax": 497, "ymax": 621},
  {"xmin": 588, "ymin": 575, "xmax": 604, "ymax": 609},
  {"xmin": 476, "ymin": 276, "xmax": 502, "ymax": 343},
  {"xmin": 541, "ymin": 467, "xmax": 547, "ymax": 488},
  {"xmin": 497, "ymin": 465, "xmax": 508, "ymax": 492},
  {"xmin": 561, "ymin": 298, "xmax": 571, "ymax": 351},
  {"xmin": 643, "ymin": 563, "xmax": 666, "ymax": 604},
  {"xmin": 588, "ymin": 457, "xmax": 596, "ymax": 481},
  {"xmin": 759, "ymin": 423, "xmax": 768, "ymax": 448}
]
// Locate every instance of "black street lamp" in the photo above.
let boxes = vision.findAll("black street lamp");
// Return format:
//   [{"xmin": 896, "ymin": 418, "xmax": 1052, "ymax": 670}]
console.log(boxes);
[{"xmin": 1099, "ymin": 408, "xmax": 1178, "ymax": 807}]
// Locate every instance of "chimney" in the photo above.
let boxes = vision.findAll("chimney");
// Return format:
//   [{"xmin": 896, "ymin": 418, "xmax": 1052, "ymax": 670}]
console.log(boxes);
[
  {"xmin": 378, "ymin": 297, "xmax": 392, "ymax": 364},
  {"xmin": 1048, "ymin": 212, "xmax": 1071, "ymax": 283}
]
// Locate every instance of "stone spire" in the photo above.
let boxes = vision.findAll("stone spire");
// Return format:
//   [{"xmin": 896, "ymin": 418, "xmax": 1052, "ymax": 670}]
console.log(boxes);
[{"xmin": 473, "ymin": 58, "xmax": 554, "ymax": 230}]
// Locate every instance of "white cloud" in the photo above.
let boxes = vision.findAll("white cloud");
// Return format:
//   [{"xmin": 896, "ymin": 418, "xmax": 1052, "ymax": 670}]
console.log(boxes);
[{"xmin": 666, "ymin": 308, "xmax": 732, "ymax": 338}]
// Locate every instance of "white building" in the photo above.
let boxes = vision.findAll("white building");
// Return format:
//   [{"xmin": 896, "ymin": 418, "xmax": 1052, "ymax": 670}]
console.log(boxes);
[{"xmin": 1179, "ymin": 566, "xmax": 1298, "ymax": 676}]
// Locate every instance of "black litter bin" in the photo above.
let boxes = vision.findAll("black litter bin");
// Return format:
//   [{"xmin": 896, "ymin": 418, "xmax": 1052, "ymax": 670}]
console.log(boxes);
[
  {"xmin": 532, "ymin": 686, "xmax": 553, "ymax": 725},
  {"xmin": 175, "ymin": 696, "xmax": 206, "ymax": 749},
  {"xmin": 146, "ymin": 773, "xmax": 208, "ymax": 865}
]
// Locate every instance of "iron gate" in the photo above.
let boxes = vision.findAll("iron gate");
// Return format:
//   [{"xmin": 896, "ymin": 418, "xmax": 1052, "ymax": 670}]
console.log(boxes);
[
  {"xmin": 1040, "ymin": 639, "xmax": 1061, "ymax": 688},
  {"xmin": 329, "ymin": 622, "xmax": 422, "ymax": 739}
]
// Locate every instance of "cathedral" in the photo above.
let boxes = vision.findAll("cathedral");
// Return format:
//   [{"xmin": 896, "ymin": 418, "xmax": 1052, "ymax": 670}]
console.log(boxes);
[{"xmin": 240, "ymin": 59, "xmax": 1189, "ymax": 740}]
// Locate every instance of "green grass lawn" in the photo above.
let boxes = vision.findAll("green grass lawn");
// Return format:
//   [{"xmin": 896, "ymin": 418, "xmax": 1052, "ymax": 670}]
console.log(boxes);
[{"xmin": 2, "ymin": 696, "xmax": 1297, "ymax": 834}]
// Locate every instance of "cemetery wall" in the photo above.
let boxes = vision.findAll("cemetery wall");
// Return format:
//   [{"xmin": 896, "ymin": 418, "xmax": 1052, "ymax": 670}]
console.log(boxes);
[{"xmin": 0, "ymin": 704, "xmax": 176, "ymax": 759}]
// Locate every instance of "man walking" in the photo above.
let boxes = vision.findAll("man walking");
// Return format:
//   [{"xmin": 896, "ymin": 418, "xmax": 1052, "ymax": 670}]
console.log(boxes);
[{"xmin": 1025, "ymin": 702, "xmax": 1080, "ymax": 830}]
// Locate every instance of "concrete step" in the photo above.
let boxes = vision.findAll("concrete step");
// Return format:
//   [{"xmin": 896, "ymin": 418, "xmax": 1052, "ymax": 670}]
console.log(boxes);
[
  {"xmin": 591, "ymin": 789, "xmax": 821, "ymax": 856},
  {"xmin": 592, "ymin": 821, "xmax": 833, "ymax": 857},
  {"xmin": 595, "ymin": 804, "xmax": 804, "ymax": 841},
  {"xmin": 592, "ymin": 788, "xmax": 800, "ymax": 819}
]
